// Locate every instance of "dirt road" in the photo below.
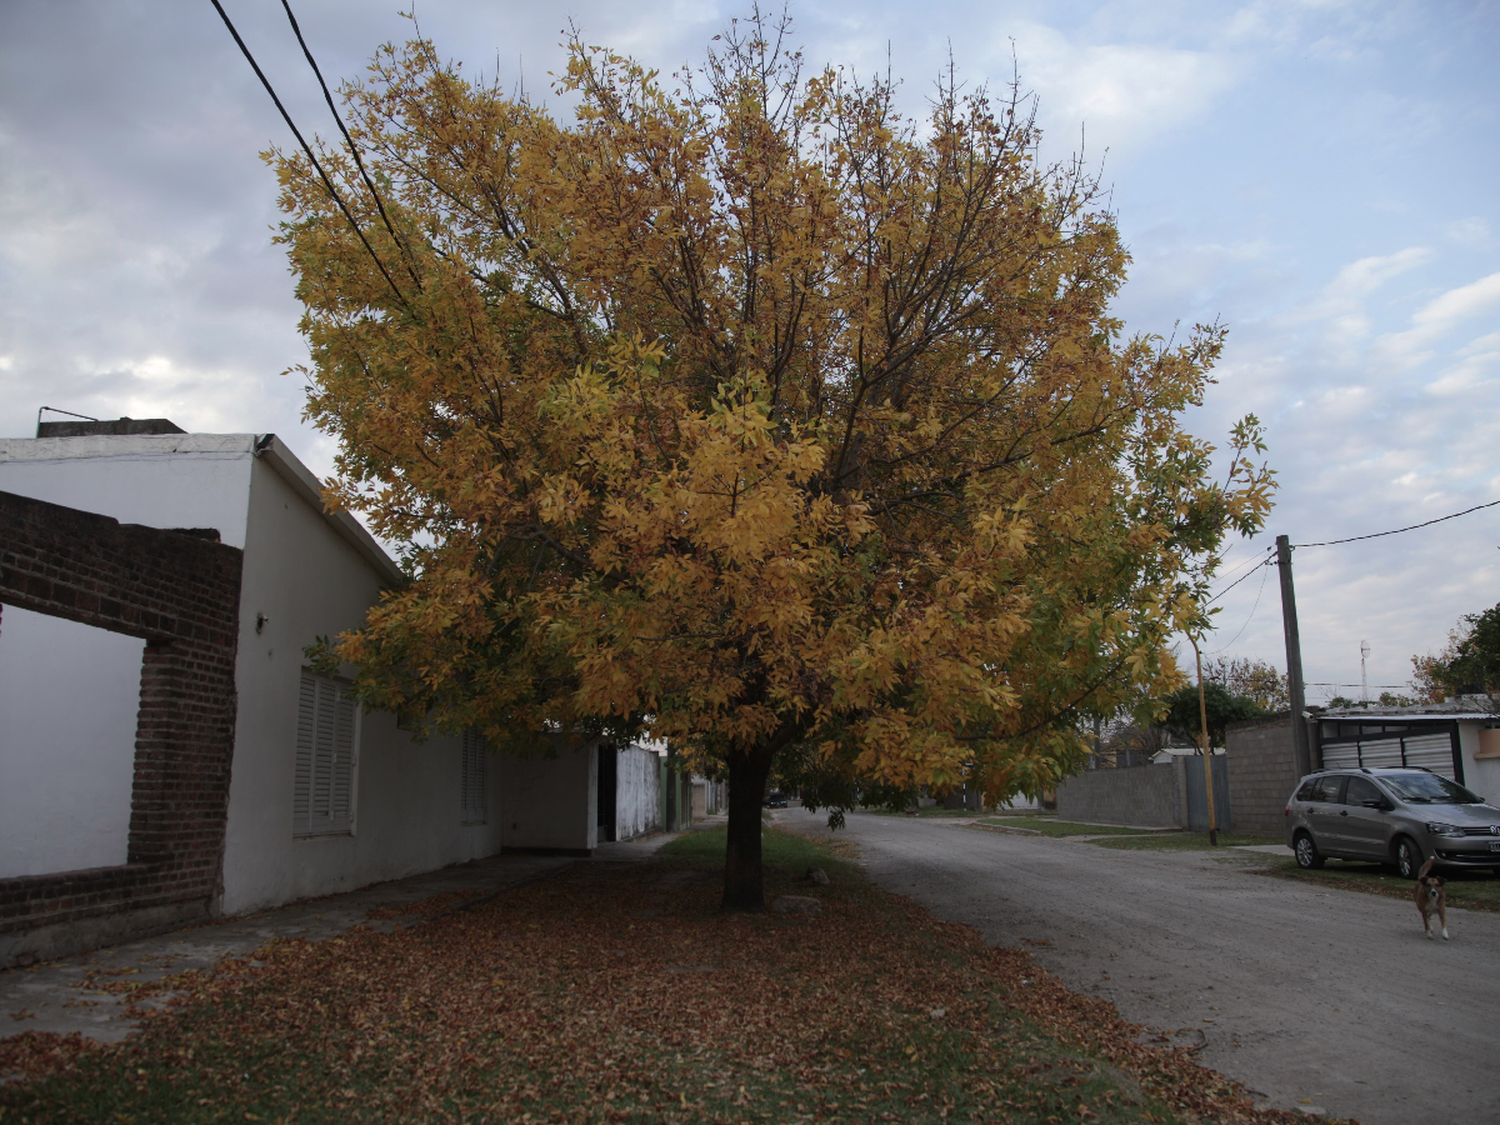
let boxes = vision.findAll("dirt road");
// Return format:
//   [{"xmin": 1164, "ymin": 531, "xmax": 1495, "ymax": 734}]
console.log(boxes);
[{"xmin": 776, "ymin": 810, "xmax": 1500, "ymax": 1124}]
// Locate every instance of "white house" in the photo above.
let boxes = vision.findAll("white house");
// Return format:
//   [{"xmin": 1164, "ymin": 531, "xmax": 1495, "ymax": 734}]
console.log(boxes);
[{"xmin": 0, "ymin": 421, "xmax": 667, "ymax": 957}]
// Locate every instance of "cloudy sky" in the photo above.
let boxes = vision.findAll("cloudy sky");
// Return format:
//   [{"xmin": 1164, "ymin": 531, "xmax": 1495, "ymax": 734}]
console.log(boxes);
[{"xmin": 2, "ymin": 0, "xmax": 1497, "ymax": 699}]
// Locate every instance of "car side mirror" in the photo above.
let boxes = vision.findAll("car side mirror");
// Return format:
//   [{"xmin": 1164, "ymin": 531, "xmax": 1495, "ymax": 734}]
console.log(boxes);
[{"xmin": 1363, "ymin": 799, "xmax": 1391, "ymax": 810}]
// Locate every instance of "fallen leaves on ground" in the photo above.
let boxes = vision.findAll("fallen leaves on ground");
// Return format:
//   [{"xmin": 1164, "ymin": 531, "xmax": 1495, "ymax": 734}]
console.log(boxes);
[
  {"xmin": 364, "ymin": 890, "xmax": 489, "ymax": 920},
  {"xmin": 0, "ymin": 832, "xmax": 1346, "ymax": 1124}
]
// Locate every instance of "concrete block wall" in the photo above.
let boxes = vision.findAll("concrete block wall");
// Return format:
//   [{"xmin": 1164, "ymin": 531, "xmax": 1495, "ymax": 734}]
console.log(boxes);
[
  {"xmin": 0, "ymin": 490, "xmax": 243, "ymax": 967},
  {"xmin": 1055, "ymin": 760, "xmax": 1185, "ymax": 828},
  {"xmin": 1225, "ymin": 713, "xmax": 1302, "ymax": 839}
]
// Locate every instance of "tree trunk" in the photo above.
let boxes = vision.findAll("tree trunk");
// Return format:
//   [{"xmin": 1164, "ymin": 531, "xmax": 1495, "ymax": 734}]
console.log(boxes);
[{"xmin": 722, "ymin": 745, "xmax": 777, "ymax": 912}]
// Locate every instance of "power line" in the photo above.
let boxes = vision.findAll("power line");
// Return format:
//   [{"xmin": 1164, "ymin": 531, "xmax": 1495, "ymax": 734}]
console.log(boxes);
[
  {"xmin": 1306, "ymin": 682, "xmax": 1409, "ymax": 690},
  {"xmin": 1292, "ymin": 498, "xmax": 1500, "ymax": 549},
  {"xmin": 1210, "ymin": 560, "xmax": 1271, "ymax": 653},
  {"xmin": 206, "ymin": 0, "xmax": 409, "ymax": 308},
  {"xmin": 276, "ymin": 0, "xmax": 421, "ymax": 290},
  {"xmin": 1206, "ymin": 556, "xmax": 1272, "ymax": 604},
  {"xmin": 1211, "ymin": 544, "xmax": 1273, "ymax": 588}
]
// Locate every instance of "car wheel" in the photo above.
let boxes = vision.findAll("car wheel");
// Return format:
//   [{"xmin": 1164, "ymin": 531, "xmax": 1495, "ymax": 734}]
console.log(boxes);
[
  {"xmin": 1395, "ymin": 836, "xmax": 1424, "ymax": 880},
  {"xmin": 1294, "ymin": 832, "xmax": 1324, "ymax": 870}
]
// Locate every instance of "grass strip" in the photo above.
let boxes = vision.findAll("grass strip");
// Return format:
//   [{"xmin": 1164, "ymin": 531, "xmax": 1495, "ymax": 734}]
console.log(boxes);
[
  {"xmin": 1, "ymin": 827, "xmax": 1327, "ymax": 1124},
  {"xmin": 1252, "ymin": 856, "xmax": 1500, "ymax": 913}
]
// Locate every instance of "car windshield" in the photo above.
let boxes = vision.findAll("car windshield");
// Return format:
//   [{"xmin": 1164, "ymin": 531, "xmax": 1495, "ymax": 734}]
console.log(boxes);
[{"xmin": 1379, "ymin": 773, "xmax": 1482, "ymax": 805}]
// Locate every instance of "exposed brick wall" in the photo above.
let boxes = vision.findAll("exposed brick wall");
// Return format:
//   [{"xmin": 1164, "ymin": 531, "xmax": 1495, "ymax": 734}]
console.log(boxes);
[
  {"xmin": 0, "ymin": 490, "xmax": 243, "ymax": 966},
  {"xmin": 1225, "ymin": 713, "xmax": 1302, "ymax": 839},
  {"xmin": 1055, "ymin": 760, "xmax": 1186, "ymax": 828}
]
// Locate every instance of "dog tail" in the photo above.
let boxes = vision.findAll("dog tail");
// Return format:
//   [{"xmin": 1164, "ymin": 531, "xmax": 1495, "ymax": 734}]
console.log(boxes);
[{"xmin": 1417, "ymin": 855, "xmax": 1435, "ymax": 881}]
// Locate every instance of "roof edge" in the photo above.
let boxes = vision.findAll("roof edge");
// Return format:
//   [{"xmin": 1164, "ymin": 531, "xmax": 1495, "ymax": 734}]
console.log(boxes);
[{"xmin": 254, "ymin": 435, "xmax": 406, "ymax": 588}]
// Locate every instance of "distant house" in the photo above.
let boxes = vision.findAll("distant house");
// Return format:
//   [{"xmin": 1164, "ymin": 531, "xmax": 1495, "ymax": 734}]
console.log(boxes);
[{"xmin": 0, "ymin": 421, "xmax": 667, "ymax": 967}]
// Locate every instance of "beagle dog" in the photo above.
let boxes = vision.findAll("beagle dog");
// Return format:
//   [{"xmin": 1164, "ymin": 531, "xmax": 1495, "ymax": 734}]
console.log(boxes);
[{"xmin": 1414, "ymin": 857, "xmax": 1449, "ymax": 940}]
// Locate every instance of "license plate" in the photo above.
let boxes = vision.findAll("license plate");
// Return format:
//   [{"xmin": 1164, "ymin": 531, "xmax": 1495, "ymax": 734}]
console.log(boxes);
[{"xmin": 1490, "ymin": 841, "xmax": 1500, "ymax": 853}]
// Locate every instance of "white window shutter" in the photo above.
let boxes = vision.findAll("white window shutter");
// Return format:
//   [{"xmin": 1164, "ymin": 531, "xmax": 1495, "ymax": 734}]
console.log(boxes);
[
  {"xmin": 294, "ymin": 669, "xmax": 359, "ymax": 837},
  {"xmin": 461, "ymin": 730, "xmax": 487, "ymax": 825}
]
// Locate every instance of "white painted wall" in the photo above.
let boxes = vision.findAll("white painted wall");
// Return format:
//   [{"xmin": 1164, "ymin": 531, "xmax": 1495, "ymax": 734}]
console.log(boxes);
[
  {"xmin": 0, "ymin": 435, "xmax": 254, "ymax": 547},
  {"xmin": 1457, "ymin": 722, "xmax": 1499, "ymax": 804},
  {"xmin": 219, "ymin": 454, "xmax": 503, "ymax": 914},
  {"xmin": 1, "ymin": 432, "xmax": 508, "ymax": 915},
  {"xmin": 501, "ymin": 737, "xmax": 598, "ymax": 853},
  {"xmin": 615, "ymin": 745, "xmax": 662, "ymax": 841},
  {"xmin": 0, "ymin": 605, "xmax": 145, "ymax": 878}
]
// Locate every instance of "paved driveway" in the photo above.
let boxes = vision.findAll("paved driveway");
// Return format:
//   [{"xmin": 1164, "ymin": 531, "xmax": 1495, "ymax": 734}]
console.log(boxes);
[{"xmin": 776, "ymin": 810, "xmax": 1500, "ymax": 1125}]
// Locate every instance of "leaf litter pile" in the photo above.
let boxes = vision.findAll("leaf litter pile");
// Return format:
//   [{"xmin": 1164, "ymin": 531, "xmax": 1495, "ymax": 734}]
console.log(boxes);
[{"xmin": 1, "ymin": 829, "xmax": 1334, "ymax": 1124}]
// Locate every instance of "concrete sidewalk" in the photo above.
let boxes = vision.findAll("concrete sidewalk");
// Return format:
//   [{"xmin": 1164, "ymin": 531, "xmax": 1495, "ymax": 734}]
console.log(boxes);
[{"xmin": 1, "ymin": 832, "xmax": 677, "ymax": 1046}]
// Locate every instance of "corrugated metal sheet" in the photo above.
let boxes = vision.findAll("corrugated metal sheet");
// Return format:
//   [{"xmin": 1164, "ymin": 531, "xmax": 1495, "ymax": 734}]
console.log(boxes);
[{"xmin": 1320, "ymin": 730, "xmax": 1457, "ymax": 780}]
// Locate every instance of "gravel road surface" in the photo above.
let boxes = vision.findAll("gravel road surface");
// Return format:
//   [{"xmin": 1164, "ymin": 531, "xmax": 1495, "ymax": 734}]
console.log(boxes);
[{"xmin": 776, "ymin": 809, "xmax": 1500, "ymax": 1124}]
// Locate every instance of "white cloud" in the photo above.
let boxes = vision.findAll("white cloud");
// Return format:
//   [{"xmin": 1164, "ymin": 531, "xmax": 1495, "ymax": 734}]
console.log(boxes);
[
  {"xmin": 1322, "ymin": 246, "xmax": 1432, "ymax": 303},
  {"xmin": 1446, "ymin": 216, "xmax": 1491, "ymax": 243},
  {"xmin": 993, "ymin": 22, "xmax": 1242, "ymax": 155},
  {"xmin": 1275, "ymin": 246, "xmax": 1431, "ymax": 361},
  {"xmin": 1376, "ymin": 271, "xmax": 1500, "ymax": 363}
]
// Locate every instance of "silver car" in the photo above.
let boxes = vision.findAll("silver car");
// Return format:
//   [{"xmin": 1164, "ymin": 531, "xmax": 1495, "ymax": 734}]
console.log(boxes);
[{"xmin": 1284, "ymin": 768, "xmax": 1500, "ymax": 877}]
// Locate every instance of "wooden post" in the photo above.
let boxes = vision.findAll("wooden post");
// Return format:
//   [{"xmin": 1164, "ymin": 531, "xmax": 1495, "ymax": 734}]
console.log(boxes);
[{"xmin": 1192, "ymin": 636, "xmax": 1219, "ymax": 846}]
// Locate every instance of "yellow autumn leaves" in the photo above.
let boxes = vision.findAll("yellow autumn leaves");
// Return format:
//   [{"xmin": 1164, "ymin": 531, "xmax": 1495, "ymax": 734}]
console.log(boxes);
[{"xmin": 272, "ymin": 18, "xmax": 1273, "ymax": 812}]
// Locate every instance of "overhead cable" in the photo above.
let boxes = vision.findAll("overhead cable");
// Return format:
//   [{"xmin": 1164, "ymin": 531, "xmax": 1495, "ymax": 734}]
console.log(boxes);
[
  {"xmin": 277, "ymin": 0, "xmax": 421, "ymax": 289},
  {"xmin": 1293, "ymin": 498, "xmax": 1500, "ymax": 549},
  {"xmin": 1206, "ymin": 556, "xmax": 1272, "ymax": 605},
  {"xmin": 1209, "ymin": 561, "xmax": 1271, "ymax": 653},
  {"xmin": 206, "ymin": 0, "xmax": 409, "ymax": 308}
]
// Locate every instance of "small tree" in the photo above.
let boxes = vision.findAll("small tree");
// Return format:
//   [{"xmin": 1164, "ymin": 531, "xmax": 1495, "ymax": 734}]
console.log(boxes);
[
  {"xmin": 272, "ymin": 12, "xmax": 1273, "ymax": 910},
  {"xmin": 1411, "ymin": 602, "xmax": 1500, "ymax": 701},
  {"xmin": 1202, "ymin": 655, "xmax": 1288, "ymax": 712},
  {"xmin": 1162, "ymin": 682, "xmax": 1263, "ymax": 748}
]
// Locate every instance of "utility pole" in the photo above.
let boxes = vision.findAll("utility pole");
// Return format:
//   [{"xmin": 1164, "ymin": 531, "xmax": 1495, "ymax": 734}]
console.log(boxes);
[
  {"xmin": 1276, "ymin": 534, "xmax": 1311, "ymax": 777},
  {"xmin": 1361, "ymin": 640, "xmax": 1371, "ymax": 704},
  {"xmin": 1191, "ymin": 636, "xmax": 1218, "ymax": 846}
]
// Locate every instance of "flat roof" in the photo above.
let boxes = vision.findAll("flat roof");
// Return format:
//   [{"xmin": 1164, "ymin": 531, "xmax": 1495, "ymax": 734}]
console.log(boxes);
[{"xmin": 0, "ymin": 431, "xmax": 405, "ymax": 587}]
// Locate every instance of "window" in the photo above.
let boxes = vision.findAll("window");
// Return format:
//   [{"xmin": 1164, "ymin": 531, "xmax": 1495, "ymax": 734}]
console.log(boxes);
[
  {"xmin": 294, "ymin": 670, "xmax": 359, "ymax": 837},
  {"xmin": 1297, "ymin": 776, "xmax": 1345, "ymax": 803},
  {"xmin": 1343, "ymin": 776, "xmax": 1385, "ymax": 807},
  {"xmin": 461, "ymin": 730, "xmax": 487, "ymax": 825},
  {"xmin": 1381, "ymin": 771, "xmax": 1481, "ymax": 805}
]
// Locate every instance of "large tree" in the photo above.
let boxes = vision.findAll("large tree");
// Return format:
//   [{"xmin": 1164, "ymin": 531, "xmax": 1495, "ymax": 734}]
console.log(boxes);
[{"xmin": 272, "ymin": 14, "xmax": 1273, "ymax": 909}]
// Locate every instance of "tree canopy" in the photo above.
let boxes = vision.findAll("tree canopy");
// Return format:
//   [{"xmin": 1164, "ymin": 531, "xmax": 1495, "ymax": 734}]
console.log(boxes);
[
  {"xmin": 1202, "ymin": 656, "xmax": 1287, "ymax": 713},
  {"xmin": 1411, "ymin": 602, "xmax": 1500, "ymax": 702},
  {"xmin": 1162, "ymin": 682, "xmax": 1265, "ymax": 749},
  {"xmin": 271, "ymin": 13, "xmax": 1273, "ymax": 909}
]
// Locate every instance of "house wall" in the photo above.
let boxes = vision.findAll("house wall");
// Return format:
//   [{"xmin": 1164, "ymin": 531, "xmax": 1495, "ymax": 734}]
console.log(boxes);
[
  {"xmin": 0, "ymin": 490, "xmax": 242, "ymax": 969},
  {"xmin": 1225, "ymin": 714, "xmax": 1303, "ymax": 838},
  {"xmin": 615, "ymin": 745, "xmax": 662, "ymax": 842},
  {"xmin": 1055, "ymin": 760, "xmax": 1185, "ymax": 828},
  {"xmin": 501, "ymin": 737, "xmax": 598, "ymax": 853},
  {"xmin": 218, "ymin": 456, "xmax": 503, "ymax": 914},
  {"xmin": 1, "ymin": 434, "xmax": 512, "ymax": 926},
  {"xmin": 0, "ymin": 605, "xmax": 145, "ymax": 877},
  {"xmin": 1456, "ymin": 722, "xmax": 1500, "ymax": 803},
  {"xmin": 0, "ymin": 434, "xmax": 254, "ymax": 547}
]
